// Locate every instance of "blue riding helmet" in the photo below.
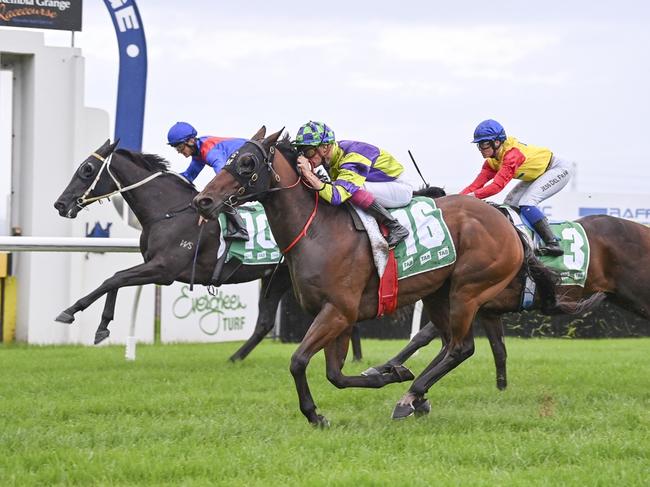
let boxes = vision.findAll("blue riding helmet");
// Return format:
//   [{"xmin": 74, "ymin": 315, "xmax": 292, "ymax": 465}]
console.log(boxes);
[
  {"xmin": 167, "ymin": 122, "xmax": 198, "ymax": 145},
  {"xmin": 472, "ymin": 119, "xmax": 507, "ymax": 143}
]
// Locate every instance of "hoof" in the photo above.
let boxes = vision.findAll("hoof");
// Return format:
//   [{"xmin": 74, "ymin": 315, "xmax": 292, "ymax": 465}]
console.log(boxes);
[
  {"xmin": 392, "ymin": 395, "xmax": 429, "ymax": 419},
  {"xmin": 55, "ymin": 311, "xmax": 75, "ymax": 324},
  {"xmin": 361, "ymin": 367, "xmax": 381, "ymax": 377},
  {"xmin": 94, "ymin": 329, "xmax": 110, "ymax": 345},
  {"xmin": 392, "ymin": 364, "xmax": 415, "ymax": 382},
  {"xmin": 413, "ymin": 397, "xmax": 431, "ymax": 416},
  {"xmin": 497, "ymin": 378, "xmax": 507, "ymax": 391},
  {"xmin": 391, "ymin": 402, "xmax": 416, "ymax": 420},
  {"xmin": 311, "ymin": 414, "xmax": 331, "ymax": 429}
]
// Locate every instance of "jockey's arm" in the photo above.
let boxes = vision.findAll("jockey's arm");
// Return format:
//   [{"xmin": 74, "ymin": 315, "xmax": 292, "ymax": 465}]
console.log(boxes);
[
  {"xmin": 473, "ymin": 148, "xmax": 525, "ymax": 199},
  {"xmin": 460, "ymin": 161, "xmax": 496, "ymax": 195},
  {"xmin": 318, "ymin": 154, "xmax": 371, "ymax": 206},
  {"xmin": 180, "ymin": 158, "xmax": 204, "ymax": 182}
]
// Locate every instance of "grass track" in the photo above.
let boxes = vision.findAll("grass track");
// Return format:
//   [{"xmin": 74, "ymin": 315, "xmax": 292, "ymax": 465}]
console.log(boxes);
[{"xmin": 1, "ymin": 338, "xmax": 649, "ymax": 486}]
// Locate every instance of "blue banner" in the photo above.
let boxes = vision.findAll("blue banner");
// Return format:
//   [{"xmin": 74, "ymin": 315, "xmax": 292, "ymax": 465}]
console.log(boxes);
[{"xmin": 103, "ymin": 0, "xmax": 147, "ymax": 151}]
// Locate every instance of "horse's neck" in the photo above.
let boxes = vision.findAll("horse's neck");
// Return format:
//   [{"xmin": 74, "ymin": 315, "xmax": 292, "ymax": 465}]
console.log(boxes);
[
  {"xmin": 262, "ymin": 180, "xmax": 341, "ymax": 253},
  {"xmin": 111, "ymin": 157, "xmax": 195, "ymax": 226}
]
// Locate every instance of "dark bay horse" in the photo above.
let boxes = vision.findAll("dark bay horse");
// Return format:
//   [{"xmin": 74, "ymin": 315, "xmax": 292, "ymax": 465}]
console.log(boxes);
[
  {"xmin": 368, "ymin": 212, "xmax": 650, "ymax": 389},
  {"xmin": 192, "ymin": 128, "xmax": 598, "ymax": 426},
  {"xmin": 52, "ymin": 139, "xmax": 309, "ymax": 362}
]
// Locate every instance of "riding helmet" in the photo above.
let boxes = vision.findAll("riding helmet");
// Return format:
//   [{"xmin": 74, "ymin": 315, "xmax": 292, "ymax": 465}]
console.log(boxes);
[
  {"xmin": 293, "ymin": 121, "xmax": 336, "ymax": 146},
  {"xmin": 472, "ymin": 119, "xmax": 507, "ymax": 143},
  {"xmin": 167, "ymin": 122, "xmax": 198, "ymax": 145}
]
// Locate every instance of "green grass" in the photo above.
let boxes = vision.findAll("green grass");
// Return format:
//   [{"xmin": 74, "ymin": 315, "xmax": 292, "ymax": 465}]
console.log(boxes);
[{"xmin": 1, "ymin": 338, "xmax": 649, "ymax": 486}]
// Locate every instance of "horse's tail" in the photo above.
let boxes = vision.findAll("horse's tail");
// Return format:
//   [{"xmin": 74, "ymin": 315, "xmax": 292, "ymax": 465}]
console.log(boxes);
[
  {"xmin": 515, "ymin": 227, "xmax": 607, "ymax": 315},
  {"xmin": 413, "ymin": 185, "xmax": 446, "ymax": 199}
]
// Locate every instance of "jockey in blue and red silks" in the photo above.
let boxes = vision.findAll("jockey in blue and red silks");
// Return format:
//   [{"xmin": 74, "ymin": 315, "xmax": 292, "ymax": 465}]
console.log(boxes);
[
  {"xmin": 293, "ymin": 121, "xmax": 413, "ymax": 249},
  {"xmin": 166, "ymin": 121, "xmax": 249, "ymax": 241},
  {"xmin": 460, "ymin": 119, "xmax": 573, "ymax": 257}
]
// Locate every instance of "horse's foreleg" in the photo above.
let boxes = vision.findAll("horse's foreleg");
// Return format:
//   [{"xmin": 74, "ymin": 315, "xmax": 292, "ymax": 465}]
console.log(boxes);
[
  {"xmin": 364, "ymin": 291, "xmax": 450, "ymax": 376},
  {"xmin": 55, "ymin": 261, "xmax": 171, "ymax": 329},
  {"xmin": 481, "ymin": 312, "xmax": 507, "ymax": 390},
  {"xmin": 93, "ymin": 290, "xmax": 118, "ymax": 345},
  {"xmin": 362, "ymin": 321, "xmax": 440, "ymax": 376},
  {"xmin": 324, "ymin": 332, "xmax": 415, "ymax": 389},
  {"xmin": 289, "ymin": 303, "xmax": 352, "ymax": 427}
]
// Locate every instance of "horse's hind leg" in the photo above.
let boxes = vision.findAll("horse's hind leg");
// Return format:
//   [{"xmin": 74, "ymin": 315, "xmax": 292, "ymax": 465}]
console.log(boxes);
[
  {"xmin": 229, "ymin": 278, "xmax": 288, "ymax": 362},
  {"xmin": 480, "ymin": 312, "xmax": 508, "ymax": 390},
  {"xmin": 350, "ymin": 325, "xmax": 362, "ymax": 361},
  {"xmin": 392, "ymin": 295, "xmax": 477, "ymax": 419},
  {"xmin": 364, "ymin": 290, "xmax": 449, "ymax": 376}
]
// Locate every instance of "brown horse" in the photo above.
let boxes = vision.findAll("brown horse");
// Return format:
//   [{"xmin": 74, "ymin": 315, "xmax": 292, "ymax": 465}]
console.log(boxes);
[
  {"xmin": 192, "ymin": 128, "xmax": 599, "ymax": 426},
  {"xmin": 367, "ymin": 212, "xmax": 650, "ymax": 389}
]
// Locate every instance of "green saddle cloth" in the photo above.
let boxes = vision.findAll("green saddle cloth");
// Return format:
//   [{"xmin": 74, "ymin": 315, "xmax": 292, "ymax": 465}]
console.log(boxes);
[
  {"xmin": 389, "ymin": 196, "xmax": 457, "ymax": 280},
  {"xmin": 218, "ymin": 202, "xmax": 282, "ymax": 265}
]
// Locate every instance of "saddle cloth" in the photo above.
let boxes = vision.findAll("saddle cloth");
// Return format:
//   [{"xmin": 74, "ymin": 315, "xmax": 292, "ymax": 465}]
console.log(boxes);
[
  {"xmin": 217, "ymin": 202, "xmax": 282, "ymax": 265},
  {"xmin": 353, "ymin": 196, "xmax": 457, "ymax": 281},
  {"xmin": 500, "ymin": 206, "xmax": 591, "ymax": 287}
]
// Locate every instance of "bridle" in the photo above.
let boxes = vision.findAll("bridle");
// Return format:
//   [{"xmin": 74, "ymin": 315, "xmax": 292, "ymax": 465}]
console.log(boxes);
[
  {"xmin": 220, "ymin": 139, "xmax": 318, "ymax": 254},
  {"xmin": 76, "ymin": 150, "xmax": 172, "ymax": 207}
]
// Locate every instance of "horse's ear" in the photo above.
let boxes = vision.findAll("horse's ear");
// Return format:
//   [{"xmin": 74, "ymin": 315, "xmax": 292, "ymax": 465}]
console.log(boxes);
[
  {"xmin": 107, "ymin": 138, "xmax": 120, "ymax": 154},
  {"xmin": 264, "ymin": 128, "xmax": 283, "ymax": 147},
  {"xmin": 251, "ymin": 126, "xmax": 266, "ymax": 141},
  {"xmin": 98, "ymin": 139, "xmax": 111, "ymax": 152}
]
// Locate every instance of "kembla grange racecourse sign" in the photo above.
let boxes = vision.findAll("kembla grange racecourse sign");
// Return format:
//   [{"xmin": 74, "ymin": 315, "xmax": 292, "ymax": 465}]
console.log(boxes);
[{"xmin": 0, "ymin": 0, "xmax": 82, "ymax": 31}]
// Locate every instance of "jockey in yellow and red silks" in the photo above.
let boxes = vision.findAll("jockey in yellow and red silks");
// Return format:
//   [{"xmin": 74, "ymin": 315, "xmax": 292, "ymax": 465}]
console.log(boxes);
[
  {"xmin": 293, "ymin": 121, "xmax": 413, "ymax": 249},
  {"xmin": 461, "ymin": 119, "xmax": 573, "ymax": 257}
]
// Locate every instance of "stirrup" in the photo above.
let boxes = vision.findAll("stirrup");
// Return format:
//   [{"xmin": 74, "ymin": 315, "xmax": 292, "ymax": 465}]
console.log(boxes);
[
  {"xmin": 535, "ymin": 243, "xmax": 564, "ymax": 257},
  {"xmin": 385, "ymin": 226, "xmax": 409, "ymax": 249},
  {"xmin": 224, "ymin": 228, "xmax": 249, "ymax": 242}
]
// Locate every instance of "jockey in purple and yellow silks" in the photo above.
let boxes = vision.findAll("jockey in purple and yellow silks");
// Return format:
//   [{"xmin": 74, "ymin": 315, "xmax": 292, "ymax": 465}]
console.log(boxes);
[
  {"xmin": 294, "ymin": 121, "xmax": 413, "ymax": 249},
  {"xmin": 460, "ymin": 119, "xmax": 573, "ymax": 257},
  {"xmin": 166, "ymin": 121, "xmax": 249, "ymax": 241}
]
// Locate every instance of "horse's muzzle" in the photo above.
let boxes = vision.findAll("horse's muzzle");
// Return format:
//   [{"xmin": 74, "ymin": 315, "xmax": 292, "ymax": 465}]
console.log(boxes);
[
  {"xmin": 192, "ymin": 194, "xmax": 220, "ymax": 220},
  {"xmin": 53, "ymin": 200, "xmax": 78, "ymax": 219}
]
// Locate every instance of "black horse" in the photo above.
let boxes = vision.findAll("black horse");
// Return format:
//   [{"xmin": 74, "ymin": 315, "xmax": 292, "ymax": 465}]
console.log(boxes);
[{"xmin": 53, "ymin": 139, "xmax": 362, "ymax": 361}]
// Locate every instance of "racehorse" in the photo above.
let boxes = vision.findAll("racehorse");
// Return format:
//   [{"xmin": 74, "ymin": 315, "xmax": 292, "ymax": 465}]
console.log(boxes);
[
  {"xmin": 53, "ymin": 139, "xmax": 363, "ymax": 361},
  {"xmin": 366, "ymin": 211, "xmax": 650, "ymax": 389},
  {"xmin": 192, "ymin": 128, "xmax": 601, "ymax": 426}
]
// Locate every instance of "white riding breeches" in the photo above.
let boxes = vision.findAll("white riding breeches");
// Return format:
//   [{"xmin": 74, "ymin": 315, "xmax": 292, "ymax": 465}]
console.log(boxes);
[
  {"xmin": 364, "ymin": 176, "xmax": 414, "ymax": 208},
  {"xmin": 503, "ymin": 155, "xmax": 573, "ymax": 207}
]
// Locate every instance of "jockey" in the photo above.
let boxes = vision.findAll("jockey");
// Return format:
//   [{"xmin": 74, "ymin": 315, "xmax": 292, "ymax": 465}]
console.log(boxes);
[
  {"xmin": 167, "ymin": 121, "xmax": 249, "ymax": 241},
  {"xmin": 294, "ymin": 121, "xmax": 412, "ymax": 249},
  {"xmin": 460, "ymin": 119, "xmax": 572, "ymax": 257}
]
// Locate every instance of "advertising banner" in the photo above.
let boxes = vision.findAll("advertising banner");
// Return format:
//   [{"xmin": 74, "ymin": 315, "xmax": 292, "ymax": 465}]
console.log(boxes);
[
  {"xmin": 0, "ymin": 0, "xmax": 82, "ymax": 31},
  {"xmin": 160, "ymin": 281, "xmax": 260, "ymax": 343},
  {"xmin": 103, "ymin": 0, "xmax": 147, "ymax": 151},
  {"xmin": 537, "ymin": 192, "xmax": 650, "ymax": 226}
]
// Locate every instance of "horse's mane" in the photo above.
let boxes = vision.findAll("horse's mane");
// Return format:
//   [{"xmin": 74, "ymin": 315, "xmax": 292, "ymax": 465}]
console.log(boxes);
[
  {"xmin": 276, "ymin": 134, "xmax": 298, "ymax": 165},
  {"xmin": 116, "ymin": 148, "xmax": 170, "ymax": 172}
]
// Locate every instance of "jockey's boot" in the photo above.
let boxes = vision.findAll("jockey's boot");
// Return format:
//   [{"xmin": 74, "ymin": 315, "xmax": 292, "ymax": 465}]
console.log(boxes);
[
  {"xmin": 223, "ymin": 207, "xmax": 249, "ymax": 241},
  {"xmin": 532, "ymin": 217, "xmax": 563, "ymax": 257},
  {"xmin": 366, "ymin": 201, "xmax": 409, "ymax": 249}
]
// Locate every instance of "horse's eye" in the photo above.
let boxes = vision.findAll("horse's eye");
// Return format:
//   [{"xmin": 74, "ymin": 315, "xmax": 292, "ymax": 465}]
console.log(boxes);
[
  {"xmin": 78, "ymin": 162, "xmax": 95, "ymax": 179},
  {"xmin": 236, "ymin": 155, "xmax": 256, "ymax": 176}
]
